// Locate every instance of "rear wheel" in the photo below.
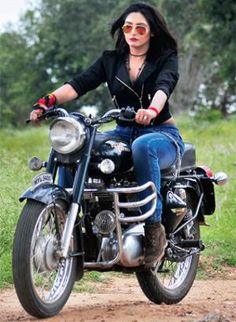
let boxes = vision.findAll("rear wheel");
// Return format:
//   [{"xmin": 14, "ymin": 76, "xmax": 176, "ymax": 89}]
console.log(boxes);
[
  {"xmin": 12, "ymin": 200, "xmax": 77, "ymax": 318},
  {"xmin": 136, "ymin": 194, "xmax": 200, "ymax": 304}
]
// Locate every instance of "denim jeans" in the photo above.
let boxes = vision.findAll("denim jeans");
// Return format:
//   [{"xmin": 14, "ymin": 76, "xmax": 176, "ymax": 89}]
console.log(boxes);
[{"xmin": 106, "ymin": 124, "xmax": 185, "ymax": 224}]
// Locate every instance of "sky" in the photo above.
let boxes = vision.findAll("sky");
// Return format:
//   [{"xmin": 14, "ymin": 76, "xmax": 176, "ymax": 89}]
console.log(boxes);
[{"xmin": 0, "ymin": 0, "xmax": 30, "ymax": 29}]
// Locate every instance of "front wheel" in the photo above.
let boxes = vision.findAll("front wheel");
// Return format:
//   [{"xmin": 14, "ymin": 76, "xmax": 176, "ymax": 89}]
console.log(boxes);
[{"xmin": 12, "ymin": 200, "xmax": 77, "ymax": 318}]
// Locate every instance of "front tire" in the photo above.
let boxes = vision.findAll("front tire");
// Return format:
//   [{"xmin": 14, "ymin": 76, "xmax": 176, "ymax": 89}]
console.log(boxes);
[{"xmin": 12, "ymin": 200, "xmax": 77, "ymax": 318}]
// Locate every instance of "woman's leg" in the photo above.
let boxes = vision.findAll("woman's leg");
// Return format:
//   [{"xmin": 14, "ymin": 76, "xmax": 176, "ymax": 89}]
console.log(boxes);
[
  {"xmin": 132, "ymin": 132, "xmax": 177, "ymax": 222},
  {"xmin": 131, "ymin": 132, "xmax": 178, "ymax": 265}
]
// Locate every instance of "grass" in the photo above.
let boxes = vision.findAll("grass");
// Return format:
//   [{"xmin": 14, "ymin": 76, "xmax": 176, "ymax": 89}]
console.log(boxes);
[
  {"xmin": 0, "ymin": 115, "xmax": 235, "ymax": 288},
  {"xmin": 177, "ymin": 114, "xmax": 236, "ymax": 268},
  {"xmin": 0, "ymin": 126, "xmax": 49, "ymax": 288}
]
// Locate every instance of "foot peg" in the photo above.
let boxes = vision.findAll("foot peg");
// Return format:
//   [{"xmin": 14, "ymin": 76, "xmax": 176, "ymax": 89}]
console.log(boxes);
[{"xmin": 179, "ymin": 239, "xmax": 205, "ymax": 250}]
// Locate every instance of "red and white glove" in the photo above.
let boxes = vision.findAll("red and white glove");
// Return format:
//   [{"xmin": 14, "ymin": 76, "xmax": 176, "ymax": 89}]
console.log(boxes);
[{"xmin": 30, "ymin": 93, "xmax": 57, "ymax": 122}]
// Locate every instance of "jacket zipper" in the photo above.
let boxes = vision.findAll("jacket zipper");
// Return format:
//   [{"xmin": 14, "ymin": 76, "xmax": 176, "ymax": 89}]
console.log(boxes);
[
  {"xmin": 115, "ymin": 76, "xmax": 144, "ymax": 109},
  {"xmin": 112, "ymin": 95, "xmax": 119, "ymax": 109}
]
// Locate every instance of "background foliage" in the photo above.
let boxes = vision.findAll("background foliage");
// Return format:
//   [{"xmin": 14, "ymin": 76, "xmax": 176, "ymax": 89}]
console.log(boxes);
[
  {"xmin": 0, "ymin": 0, "xmax": 235, "ymax": 288},
  {"xmin": 0, "ymin": 0, "xmax": 235, "ymax": 126}
]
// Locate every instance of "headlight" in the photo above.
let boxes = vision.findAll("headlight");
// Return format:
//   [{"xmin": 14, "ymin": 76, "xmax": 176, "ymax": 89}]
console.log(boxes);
[{"xmin": 49, "ymin": 117, "xmax": 86, "ymax": 154}]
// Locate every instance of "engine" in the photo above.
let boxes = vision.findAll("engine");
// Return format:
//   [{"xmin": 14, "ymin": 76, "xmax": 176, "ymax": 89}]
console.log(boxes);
[{"xmin": 93, "ymin": 208, "xmax": 145, "ymax": 267}]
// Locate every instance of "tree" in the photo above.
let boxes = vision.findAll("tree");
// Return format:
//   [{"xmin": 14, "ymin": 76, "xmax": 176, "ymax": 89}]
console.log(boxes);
[
  {"xmin": 0, "ymin": 0, "xmax": 235, "ymax": 126},
  {"xmin": 0, "ymin": 31, "xmax": 41, "ymax": 126},
  {"xmin": 195, "ymin": 0, "xmax": 236, "ymax": 117}
]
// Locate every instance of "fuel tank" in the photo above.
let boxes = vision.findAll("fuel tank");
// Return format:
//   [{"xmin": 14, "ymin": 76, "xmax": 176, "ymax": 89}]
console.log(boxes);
[{"xmin": 89, "ymin": 132, "xmax": 133, "ymax": 176}]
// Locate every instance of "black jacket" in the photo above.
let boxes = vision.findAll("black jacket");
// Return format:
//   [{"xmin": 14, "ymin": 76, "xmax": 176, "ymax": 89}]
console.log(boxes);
[{"xmin": 67, "ymin": 49, "xmax": 179, "ymax": 125}]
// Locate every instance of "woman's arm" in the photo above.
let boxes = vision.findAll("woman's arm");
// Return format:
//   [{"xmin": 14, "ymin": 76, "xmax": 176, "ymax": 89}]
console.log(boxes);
[
  {"xmin": 149, "ymin": 90, "xmax": 167, "ymax": 112},
  {"xmin": 135, "ymin": 90, "xmax": 167, "ymax": 125},
  {"xmin": 30, "ymin": 84, "xmax": 78, "ymax": 122},
  {"xmin": 53, "ymin": 84, "xmax": 78, "ymax": 104},
  {"xmin": 136, "ymin": 52, "xmax": 178, "ymax": 125},
  {"xmin": 30, "ymin": 53, "xmax": 106, "ymax": 122}
]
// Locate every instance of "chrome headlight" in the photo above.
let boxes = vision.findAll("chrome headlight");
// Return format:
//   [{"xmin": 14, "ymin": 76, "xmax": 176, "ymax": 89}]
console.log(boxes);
[{"xmin": 49, "ymin": 117, "xmax": 86, "ymax": 154}]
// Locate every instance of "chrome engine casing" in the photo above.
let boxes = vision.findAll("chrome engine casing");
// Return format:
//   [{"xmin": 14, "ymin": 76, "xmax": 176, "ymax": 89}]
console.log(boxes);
[{"xmin": 101, "ymin": 224, "xmax": 144, "ymax": 267}]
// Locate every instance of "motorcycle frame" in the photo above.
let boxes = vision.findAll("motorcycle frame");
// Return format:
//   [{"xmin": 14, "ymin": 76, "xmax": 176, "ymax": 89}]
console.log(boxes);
[{"xmin": 20, "ymin": 112, "xmax": 216, "ymax": 272}]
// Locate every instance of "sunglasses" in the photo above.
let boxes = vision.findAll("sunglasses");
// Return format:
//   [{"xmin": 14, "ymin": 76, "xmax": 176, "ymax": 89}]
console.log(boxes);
[{"xmin": 122, "ymin": 24, "xmax": 147, "ymax": 36}]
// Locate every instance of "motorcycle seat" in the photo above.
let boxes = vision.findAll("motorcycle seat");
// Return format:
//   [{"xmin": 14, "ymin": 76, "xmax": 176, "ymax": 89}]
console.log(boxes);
[
  {"xmin": 161, "ymin": 143, "xmax": 196, "ymax": 179},
  {"xmin": 180, "ymin": 143, "xmax": 196, "ymax": 171}
]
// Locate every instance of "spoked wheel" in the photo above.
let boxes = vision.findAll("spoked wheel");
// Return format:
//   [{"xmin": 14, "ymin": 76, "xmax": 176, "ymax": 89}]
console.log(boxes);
[
  {"xmin": 13, "ymin": 200, "xmax": 77, "ymax": 318},
  {"xmin": 136, "ymin": 195, "xmax": 200, "ymax": 304}
]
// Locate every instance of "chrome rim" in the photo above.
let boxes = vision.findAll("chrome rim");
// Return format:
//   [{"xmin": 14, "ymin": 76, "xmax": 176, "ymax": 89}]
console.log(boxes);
[
  {"xmin": 154, "ymin": 210, "xmax": 198, "ymax": 290},
  {"xmin": 153, "ymin": 256, "xmax": 193, "ymax": 290},
  {"xmin": 30, "ymin": 203, "xmax": 74, "ymax": 303}
]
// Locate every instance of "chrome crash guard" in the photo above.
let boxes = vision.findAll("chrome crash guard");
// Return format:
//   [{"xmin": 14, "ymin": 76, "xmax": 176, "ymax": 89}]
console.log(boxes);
[{"xmin": 83, "ymin": 181, "xmax": 157, "ymax": 269}]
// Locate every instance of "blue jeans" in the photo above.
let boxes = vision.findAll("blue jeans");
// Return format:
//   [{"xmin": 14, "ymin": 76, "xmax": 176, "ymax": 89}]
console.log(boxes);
[{"xmin": 106, "ymin": 124, "xmax": 185, "ymax": 224}]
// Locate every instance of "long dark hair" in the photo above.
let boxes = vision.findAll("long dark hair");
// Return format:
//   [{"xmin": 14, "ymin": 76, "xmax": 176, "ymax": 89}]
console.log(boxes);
[{"xmin": 110, "ymin": 2, "xmax": 177, "ymax": 58}]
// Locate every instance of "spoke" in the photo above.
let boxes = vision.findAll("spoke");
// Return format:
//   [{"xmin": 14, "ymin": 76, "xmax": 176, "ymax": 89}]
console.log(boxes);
[
  {"xmin": 33, "ymin": 253, "xmax": 44, "ymax": 276},
  {"xmin": 29, "ymin": 203, "xmax": 74, "ymax": 304},
  {"xmin": 155, "ymin": 257, "xmax": 192, "ymax": 289},
  {"xmin": 31, "ymin": 247, "xmax": 43, "ymax": 261},
  {"xmin": 39, "ymin": 275, "xmax": 49, "ymax": 300}
]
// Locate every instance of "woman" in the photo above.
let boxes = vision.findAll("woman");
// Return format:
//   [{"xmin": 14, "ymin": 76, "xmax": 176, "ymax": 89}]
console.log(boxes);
[{"xmin": 30, "ymin": 2, "xmax": 185, "ymax": 267}]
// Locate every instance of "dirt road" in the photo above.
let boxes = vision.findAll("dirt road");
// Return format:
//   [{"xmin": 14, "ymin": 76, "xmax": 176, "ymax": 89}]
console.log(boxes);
[{"xmin": 1, "ymin": 275, "xmax": 235, "ymax": 322}]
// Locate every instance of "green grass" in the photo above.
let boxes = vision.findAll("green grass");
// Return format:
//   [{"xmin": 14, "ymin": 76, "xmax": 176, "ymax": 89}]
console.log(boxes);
[
  {"xmin": 0, "ymin": 116, "xmax": 235, "ymax": 288},
  {"xmin": 0, "ymin": 126, "xmax": 49, "ymax": 288},
  {"xmin": 177, "ymin": 114, "xmax": 236, "ymax": 267}
]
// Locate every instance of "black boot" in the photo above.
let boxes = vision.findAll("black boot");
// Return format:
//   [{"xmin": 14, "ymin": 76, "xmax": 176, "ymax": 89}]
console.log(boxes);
[{"xmin": 144, "ymin": 222, "xmax": 167, "ymax": 267}]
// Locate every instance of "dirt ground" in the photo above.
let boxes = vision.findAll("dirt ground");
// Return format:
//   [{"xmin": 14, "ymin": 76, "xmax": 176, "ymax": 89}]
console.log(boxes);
[{"xmin": 1, "ymin": 271, "xmax": 236, "ymax": 322}]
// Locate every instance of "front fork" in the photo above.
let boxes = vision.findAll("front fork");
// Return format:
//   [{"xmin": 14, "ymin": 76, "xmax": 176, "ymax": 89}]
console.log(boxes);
[{"xmin": 60, "ymin": 124, "xmax": 97, "ymax": 258}]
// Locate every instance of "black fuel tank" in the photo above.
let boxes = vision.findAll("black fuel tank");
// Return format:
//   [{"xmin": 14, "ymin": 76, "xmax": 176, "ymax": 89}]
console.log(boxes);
[{"xmin": 89, "ymin": 132, "xmax": 133, "ymax": 176}]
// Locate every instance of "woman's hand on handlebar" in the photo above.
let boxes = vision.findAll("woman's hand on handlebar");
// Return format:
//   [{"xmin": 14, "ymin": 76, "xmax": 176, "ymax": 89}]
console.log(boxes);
[
  {"xmin": 30, "ymin": 108, "xmax": 45, "ymax": 123},
  {"xmin": 30, "ymin": 93, "xmax": 57, "ymax": 123},
  {"xmin": 135, "ymin": 108, "xmax": 157, "ymax": 125}
]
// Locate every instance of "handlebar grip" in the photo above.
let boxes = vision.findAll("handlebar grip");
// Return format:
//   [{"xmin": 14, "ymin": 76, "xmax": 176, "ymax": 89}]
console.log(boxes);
[
  {"xmin": 117, "ymin": 116, "xmax": 135, "ymax": 123},
  {"xmin": 25, "ymin": 114, "xmax": 44, "ymax": 124},
  {"xmin": 118, "ymin": 107, "xmax": 136, "ymax": 124}
]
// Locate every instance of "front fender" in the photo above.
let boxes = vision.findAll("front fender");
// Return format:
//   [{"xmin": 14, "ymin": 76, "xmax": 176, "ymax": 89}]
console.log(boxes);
[{"xmin": 19, "ymin": 183, "xmax": 71, "ymax": 206}]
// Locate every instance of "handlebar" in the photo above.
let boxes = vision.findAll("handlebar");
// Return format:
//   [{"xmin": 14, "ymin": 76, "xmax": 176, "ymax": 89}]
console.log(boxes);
[
  {"xmin": 91, "ymin": 107, "xmax": 136, "ymax": 125},
  {"xmin": 27, "ymin": 106, "xmax": 137, "ymax": 126},
  {"xmin": 26, "ymin": 107, "xmax": 69, "ymax": 123}
]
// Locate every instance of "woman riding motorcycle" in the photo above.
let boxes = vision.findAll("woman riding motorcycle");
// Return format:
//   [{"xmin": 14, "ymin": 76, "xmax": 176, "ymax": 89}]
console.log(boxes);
[{"xmin": 30, "ymin": 2, "xmax": 185, "ymax": 267}]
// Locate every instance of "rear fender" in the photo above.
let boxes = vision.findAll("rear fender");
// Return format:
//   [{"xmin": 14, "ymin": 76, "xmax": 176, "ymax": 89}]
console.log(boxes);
[{"xmin": 19, "ymin": 183, "xmax": 71, "ymax": 206}]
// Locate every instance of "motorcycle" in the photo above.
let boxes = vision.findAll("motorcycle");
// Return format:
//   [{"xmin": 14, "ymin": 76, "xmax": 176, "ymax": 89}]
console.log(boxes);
[{"xmin": 12, "ymin": 107, "xmax": 227, "ymax": 318}]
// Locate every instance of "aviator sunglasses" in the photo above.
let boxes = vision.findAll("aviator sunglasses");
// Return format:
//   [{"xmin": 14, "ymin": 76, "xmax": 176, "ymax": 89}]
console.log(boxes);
[{"xmin": 122, "ymin": 24, "xmax": 147, "ymax": 36}]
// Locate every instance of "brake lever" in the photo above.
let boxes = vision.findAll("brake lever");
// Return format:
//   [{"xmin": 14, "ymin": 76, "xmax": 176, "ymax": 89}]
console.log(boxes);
[
  {"xmin": 25, "ymin": 106, "xmax": 62, "ymax": 124},
  {"xmin": 117, "ymin": 107, "xmax": 136, "ymax": 123}
]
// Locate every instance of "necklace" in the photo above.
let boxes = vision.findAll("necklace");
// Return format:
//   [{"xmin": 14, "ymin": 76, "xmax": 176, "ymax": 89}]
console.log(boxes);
[
  {"xmin": 129, "ymin": 52, "xmax": 147, "ymax": 57},
  {"xmin": 126, "ymin": 61, "xmax": 145, "ymax": 72},
  {"xmin": 126, "ymin": 57, "xmax": 146, "ymax": 82}
]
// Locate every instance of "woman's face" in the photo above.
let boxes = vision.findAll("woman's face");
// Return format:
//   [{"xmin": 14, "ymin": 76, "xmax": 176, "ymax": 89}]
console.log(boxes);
[{"xmin": 123, "ymin": 12, "xmax": 151, "ymax": 52}]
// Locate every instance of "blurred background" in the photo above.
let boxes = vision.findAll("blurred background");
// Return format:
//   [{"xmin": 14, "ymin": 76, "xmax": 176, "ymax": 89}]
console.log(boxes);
[
  {"xmin": 0, "ymin": 0, "xmax": 235, "ymax": 287},
  {"xmin": 0, "ymin": 0, "xmax": 235, "ymax": 125}
]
